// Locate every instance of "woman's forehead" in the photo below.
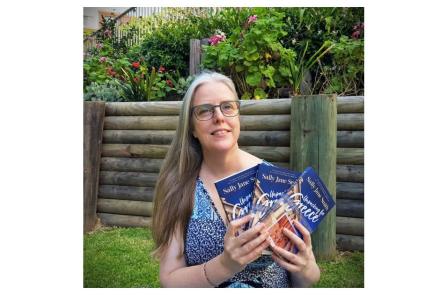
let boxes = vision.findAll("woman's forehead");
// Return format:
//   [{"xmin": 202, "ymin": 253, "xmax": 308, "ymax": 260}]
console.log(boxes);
[{"xmin": 192, "ymin": 81, "xmax": 235, "ymax": 105}]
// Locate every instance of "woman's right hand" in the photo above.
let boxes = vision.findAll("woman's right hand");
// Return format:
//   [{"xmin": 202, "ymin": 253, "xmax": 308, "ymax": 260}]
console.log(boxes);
[{"xmin": 220, "ymin": 214, "xmax": 271, "ymax": 274}]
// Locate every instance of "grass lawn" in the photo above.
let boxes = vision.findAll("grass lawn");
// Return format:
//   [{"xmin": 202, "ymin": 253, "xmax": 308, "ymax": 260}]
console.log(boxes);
[{"xmin": 84, "ymin": 227, "xmax": 363, "ymax": 288}]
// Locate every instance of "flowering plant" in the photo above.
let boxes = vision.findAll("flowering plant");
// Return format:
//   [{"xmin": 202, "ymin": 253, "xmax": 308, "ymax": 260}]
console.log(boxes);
[
  {"xmin": 208, "ymin": 30, "xmax": 226, "ymax": 46},
  {"xmin": 202, "ymin": 9, "xmax": 294, "ymax": 99}
]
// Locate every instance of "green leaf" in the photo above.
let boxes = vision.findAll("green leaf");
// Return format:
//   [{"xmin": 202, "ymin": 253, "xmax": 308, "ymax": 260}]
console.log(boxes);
[
  {"xmin": 253, "ymin": 88, "xmax": 267, "ymax": 99},
  {"xmin": 246, "ymin": 72, "xmax": 262, "ymax": 86},
  {"xmin": 241, "ymin": 92, "xmax": 252, "ymax": 100},
  {"xmin": 244, "ymin": 51, "xmax": 260, "ymax": 61}
]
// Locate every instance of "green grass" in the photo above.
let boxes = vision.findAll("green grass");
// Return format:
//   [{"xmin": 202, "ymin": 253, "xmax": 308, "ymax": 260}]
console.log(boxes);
[
  {"xmin": 84, "ymin": 227, "xmax": 363, "ymax": 288},
  {"xmin": 314, "ymin": 251, "xmax": 364, "ymax": 288},
  {"xmin": 84, "ymin": 227, "xmax": 160, "ymax": 287}
]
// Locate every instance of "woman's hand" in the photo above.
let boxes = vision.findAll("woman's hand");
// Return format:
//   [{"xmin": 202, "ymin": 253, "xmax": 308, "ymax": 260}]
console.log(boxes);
[
  {"xmin": 220, "ymin": 214, "xmax": 270, "ymax": 274},
  {"xmin": 270, "ymin": 219, "xmax": 320, "ymax": 287}
]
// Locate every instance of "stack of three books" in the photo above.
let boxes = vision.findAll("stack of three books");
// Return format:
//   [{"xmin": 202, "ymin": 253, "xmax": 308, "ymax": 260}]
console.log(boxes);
[{"xmin": 214, "ymin": 162, "xmax": 335, "ymax": 253}]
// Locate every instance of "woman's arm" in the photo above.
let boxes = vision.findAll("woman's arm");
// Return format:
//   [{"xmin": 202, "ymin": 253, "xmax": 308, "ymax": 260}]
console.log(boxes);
[{"xmin": 159, "ymin": 215, "xmax": 270, "ymax": 287}]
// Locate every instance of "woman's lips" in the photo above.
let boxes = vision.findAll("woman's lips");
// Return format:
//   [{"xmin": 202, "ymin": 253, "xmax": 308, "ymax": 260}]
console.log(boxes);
[{"xmin": 211, "ymin": 129, "xmax": 231, "ymax": 135}]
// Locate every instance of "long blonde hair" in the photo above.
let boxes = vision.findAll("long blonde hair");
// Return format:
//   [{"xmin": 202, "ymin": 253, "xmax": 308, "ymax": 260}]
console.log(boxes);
[{"xmin": 151, "ymin": 71, "xmax": 239, "ymax": 259}]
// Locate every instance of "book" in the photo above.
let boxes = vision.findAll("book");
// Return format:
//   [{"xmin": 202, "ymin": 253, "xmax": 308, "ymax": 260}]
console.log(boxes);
[
  {"xmin": 214, "ymin": 164, "xmax": 260, "ymax": 229},
  {"xmin": 249, "ymin": 162, "xmax": 301, "ymax": 228},
  {"xmin": 259, "ymin": 166, "xmax": 336, "ymax": 252},
  {"xmin": 247, "ymin": 162, "xmax": 300, "ymax": 253}
]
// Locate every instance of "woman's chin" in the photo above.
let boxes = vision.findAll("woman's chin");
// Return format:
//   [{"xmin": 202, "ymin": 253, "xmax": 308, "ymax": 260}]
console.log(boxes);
[{"xmin": 206, "ymin": 142, "xmax": 237, "ymax": 154}]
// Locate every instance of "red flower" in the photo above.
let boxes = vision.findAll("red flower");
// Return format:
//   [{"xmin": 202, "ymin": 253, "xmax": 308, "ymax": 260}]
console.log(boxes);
[
  {"xmin": 106, "ymin": 67, "xmax": 116, "ymax": 77},
  {"xmin": 158, "ymin": 66, "xmax": 166, "ymax": 73},
  {"xmin": 132, "ymin": 61, "xmax": 140, "ymax": 69},
  {"xmin": 166, "ymin": 79, "xmax": 174, "ymax": 87}
]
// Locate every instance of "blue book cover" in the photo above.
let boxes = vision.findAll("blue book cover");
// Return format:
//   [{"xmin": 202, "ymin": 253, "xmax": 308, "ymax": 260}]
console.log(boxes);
[
  {"xmin": 214, "ymin": 164, "xmax": 260, "ymax": 226},
  {"xmin": 261, "ymin": 166, "xmax": 335, "ymax": 237},
  {"xmin": 249, "ymin": 162, "xmax": 301, "ymax": 228},
  {"xmin": 284, "ymin": 166, "xmax": 336, "ymax": 233}
]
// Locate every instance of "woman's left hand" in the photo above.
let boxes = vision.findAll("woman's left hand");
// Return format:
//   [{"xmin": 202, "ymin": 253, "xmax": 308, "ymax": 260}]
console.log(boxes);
[{"xmin": 270, "ymin": 219, "xmax": 320, "ymax": 287}]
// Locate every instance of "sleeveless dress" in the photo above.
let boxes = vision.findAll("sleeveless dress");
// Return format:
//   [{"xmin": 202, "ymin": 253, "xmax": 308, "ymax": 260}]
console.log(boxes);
[{"xmin": 184, "ymin": 177, "xmax": 291, "ymax": 288}]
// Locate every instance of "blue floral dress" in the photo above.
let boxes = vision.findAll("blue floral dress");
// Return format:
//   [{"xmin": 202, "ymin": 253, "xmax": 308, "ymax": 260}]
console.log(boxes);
[{"xmin": 184, "ymin": 177, "xmax": 291, "ymax": 288}]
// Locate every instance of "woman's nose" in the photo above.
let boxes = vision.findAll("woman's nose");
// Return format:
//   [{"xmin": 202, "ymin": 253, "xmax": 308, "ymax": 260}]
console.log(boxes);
[{"xmin": 212, "ymin": 106, "xmax": 225, "ymax": 121}]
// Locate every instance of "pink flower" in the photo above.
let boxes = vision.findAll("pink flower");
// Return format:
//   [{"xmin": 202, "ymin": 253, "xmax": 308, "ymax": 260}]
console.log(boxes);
[
  {"xmin": 209, "ymin": 30, "xmax": 226, "ymax": 46},
  {"xmin": 352, "ymin": 31, "xmax": 361, "ymax": 39},
  {"xmin": 352, "ymin": 22, "xmax": 364, "ymax": 39},
  {"xmin": 96, "ymin": 43, "xmax": 103, "ymax": 49},
  {"xmin": 99, "ymin": 56, "xmax": 107, "ymax": 63},
  {"xmin": 247, "ymin": 15, "xmax": 257, "ymax": 25}
]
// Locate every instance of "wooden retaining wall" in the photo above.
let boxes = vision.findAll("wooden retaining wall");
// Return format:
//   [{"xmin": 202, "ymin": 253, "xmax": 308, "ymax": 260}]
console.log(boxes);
[{"xmin": 89, "ymin": 96, "xmax": 364, "ymax": 251}]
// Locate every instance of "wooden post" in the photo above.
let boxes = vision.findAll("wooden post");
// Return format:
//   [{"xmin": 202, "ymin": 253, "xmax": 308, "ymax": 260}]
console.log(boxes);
[
  {"xmin": 189, "ymin": 38, "xmax": 210, "ymax": 75},
  {"xmin": 290, "ymin": 94, "xmax": 337, "ymax": 260},
  {"xmin": 189, "ymin": 39, "xmax": 201, "ymax": 75},
  {"xmin": 84, "ymin": 101, "xmax": 106, "ymax": 233}
]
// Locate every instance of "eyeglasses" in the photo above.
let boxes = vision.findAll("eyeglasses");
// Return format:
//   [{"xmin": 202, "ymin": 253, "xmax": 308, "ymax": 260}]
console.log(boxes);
[{"xmin": 191, "ymin": 101, "xmax": 241, "ymax": 121}]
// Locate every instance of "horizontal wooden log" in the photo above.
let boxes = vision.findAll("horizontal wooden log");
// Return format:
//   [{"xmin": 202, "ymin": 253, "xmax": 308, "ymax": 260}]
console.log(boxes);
[
  {"xmin": 100, "ymin": 157, "xmax": 163, "ymax": 173},
  {"xmin": 239, "ymin": 99, "xmax": 291, "ymax": 115},
  {"xmin": 337, "ymin": 131, "xmax": 364, "ymax": 148},
  {"xmin": 102, "ymin": 144, "xmax": 363, "ymax": 168},
  {"xmin": 336, "ymin": 96, "xmax": 364, "ymax": 113},
  {"xmin": 103, "ymin": 130, "xmax": 290, "ymax": 147},
  {"xmin": 337, "ymin": 114, "xmax": 364, "ymax": 130},
  {"xmin": 104, "ymin": 97, "xmax": 362, "ymax": 116},
  {"xmin": 337, "ymin": 165, "xmax": 364, "ymax": 182},
  {"xmin": 336, "ymin": 199, "xmax": 364, "ymax": 218},
  {"xmin": 100, "ymin": 161, "xmax": 363, "ymax": 188},
  {"xmin": 337, "ymin": 148, "xmax": 364, "ymax": 165},
  {"xmin": 97, "ymin": 198, "xmax": 153, "ymax": 217},
  {"xmin": 106, "ymin": 101, "xmax": 182, "ymax": 116},
  {"xmin": 104, "ymin": 99, "xmax": 292, "ymax": 116},
  {"xmin": 240, "ymin": 115, "xmax": 291, "ymax": 130},
  {"xmin": 104, "ymin": 113, "xmax": 361, "ymax": 131},
  {"xmin": 103, "ymin": 130, "xmax": 363, "ymax": 148},
  {"xmin": 104, "ymin": 116, "xmax": 179, "ymax": 130},
  {"xmin": 241, "ymin": 131, "xmax": 290, "ymax": 146},
  {"xmin": 336, "ymin": 234, "xmax": 364, "ymax": 251},
  {"xmin": 104, "ymin": 115, "xmax": 292, "ymax": 131},
  {"xmin": 98, "ymin": 212, "xmax": 152, "ymax": 227},
  {"xmin": 336, "ymin": 216, "xmax": 364, "ymax": 236},
  {"xmin": 103, "ymin": 130, "xmax": 175, "ymax": 144},
  {"xmin": 241, "ymin": 146, "xmax": 290, "ymax": 162},
  {"xmin": 100, "ymin": 171, "xmax": 158, "ymax": 187},
  {"xmin": 102, "ymin": 144, "xmax": 168, "ymax": 158},
  {"xmin": 336, "ymin": 182, "xmax": 364, "ymax": 200},
  {"xmin": 98, "ymin": 185, "xmax": 154, "ymax": 202}
]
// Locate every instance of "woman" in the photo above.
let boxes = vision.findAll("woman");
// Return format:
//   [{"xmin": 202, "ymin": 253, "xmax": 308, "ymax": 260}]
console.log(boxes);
[{"xmin": 152, "ymin": 71, "xmax": 320, "ymax": 287}]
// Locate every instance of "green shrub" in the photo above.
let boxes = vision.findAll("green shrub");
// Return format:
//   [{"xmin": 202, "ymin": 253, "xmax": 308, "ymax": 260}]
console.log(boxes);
[
  {"xmin": 202, "ymin": 8, "xmax": 297, "ymax": 99},
  {"xmin": 84, "ymin": 81, "xmax": 126, "ymax": 102},
  {"xmin": 321, "ymin": 36, "xmax": 364, "ymax": 95}
]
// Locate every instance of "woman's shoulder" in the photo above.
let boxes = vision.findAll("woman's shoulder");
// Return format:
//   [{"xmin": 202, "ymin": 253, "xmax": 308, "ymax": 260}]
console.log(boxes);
[{"xmin": 239, "ymin": 149, "xmax": 263, "ymax": 166}]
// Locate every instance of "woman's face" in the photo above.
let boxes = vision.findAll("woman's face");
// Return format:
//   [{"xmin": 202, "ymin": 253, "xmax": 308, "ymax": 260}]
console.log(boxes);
[{"xmin": 191, "ymin": 80, "xmax": 240, "ymax": 154}]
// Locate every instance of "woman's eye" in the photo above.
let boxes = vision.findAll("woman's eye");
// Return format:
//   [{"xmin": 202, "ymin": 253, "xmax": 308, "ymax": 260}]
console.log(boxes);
[
  {"xmin": 222, "ymin": 103, "xmax": 234, "ymax": 110},
  {"xmin": 197, "ymin": 107, "xmax": 211, "ymax": 115}
]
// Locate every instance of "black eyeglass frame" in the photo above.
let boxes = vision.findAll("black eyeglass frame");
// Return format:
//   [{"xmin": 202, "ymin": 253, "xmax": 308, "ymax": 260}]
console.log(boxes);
[{"xmin": 191, "ymin": 100, "xmax": 241, "ymax": 121}]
